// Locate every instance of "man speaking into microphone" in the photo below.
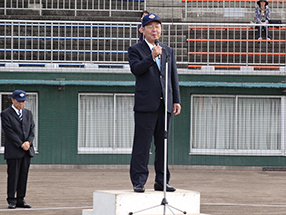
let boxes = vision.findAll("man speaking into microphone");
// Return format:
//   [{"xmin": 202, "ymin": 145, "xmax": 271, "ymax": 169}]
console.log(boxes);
[{"xmin": 128, "ymin": 13, "xmax": 181, "ymax": 193}]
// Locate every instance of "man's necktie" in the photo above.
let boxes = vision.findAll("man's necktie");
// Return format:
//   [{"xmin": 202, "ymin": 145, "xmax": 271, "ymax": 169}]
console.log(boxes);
[
  {"xmin": 155, "ymin": 56, "xmax": 161, "ymax": 71},
  {"xmin": 18, "ymin": 110, "xmax": 22, "ymax": 121},
  {"xmin": 152, "ymin": 47, "xmax": 161, "ymax": 71}
]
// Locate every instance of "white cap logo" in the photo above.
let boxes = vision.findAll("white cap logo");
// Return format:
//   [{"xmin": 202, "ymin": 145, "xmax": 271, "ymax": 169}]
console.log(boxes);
[{"xmin": 20, "ymin": 93, "xmax": 25, "ymax": 97}]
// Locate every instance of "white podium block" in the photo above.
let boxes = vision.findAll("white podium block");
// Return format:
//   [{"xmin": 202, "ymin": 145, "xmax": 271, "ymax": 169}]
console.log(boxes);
[
  {"xmin": 82, "ymin": 209, "xmax": 94, "ymax": 215},
  {"xmin": 83, "ymin": 189, "xmax": 200, "ymax": 215}
]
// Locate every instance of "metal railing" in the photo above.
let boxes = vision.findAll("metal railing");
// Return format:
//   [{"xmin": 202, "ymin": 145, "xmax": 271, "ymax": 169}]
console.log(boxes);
[
  {"xmin": 188, "ymin": 23, "xmax": 286, "ymax": 69},
  {"xmin": 0, "ymin": 20, "xmax": 139, "ymax": 64},
  {"xmin": 183, "ymin": 0, "xmax": 286, "ymax": 21},
  {"xmin": 0, "ymin": 20, "xmax": 285, "ymax": 69},
  {"xmin": 1, "ymin": 0, "xmax": 146, "ymax": 17}
]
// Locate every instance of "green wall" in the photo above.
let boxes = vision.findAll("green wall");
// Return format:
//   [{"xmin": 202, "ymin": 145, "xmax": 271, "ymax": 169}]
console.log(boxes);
[{"xmin": 0, "ymin": 69, "xmax": 286, "ymax": 167}]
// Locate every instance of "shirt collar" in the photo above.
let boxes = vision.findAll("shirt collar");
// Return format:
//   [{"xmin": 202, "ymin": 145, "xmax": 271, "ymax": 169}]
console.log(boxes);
[
  {"xmin": 12, "ymin": 105, "xmax": 22, "ymax": 114},
  {"xmin": 145, "ymin": 39, "xmax": 155, "ymax": 51}
]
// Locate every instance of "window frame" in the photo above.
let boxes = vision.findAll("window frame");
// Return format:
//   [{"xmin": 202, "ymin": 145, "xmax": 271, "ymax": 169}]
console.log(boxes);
[
  {"xmin": 190, "ymin": 94, "xmax": 285, "ymax": 156},
  {"xmin": 77, "ymin": 92, "xmax": 134, "ymax": 154}
]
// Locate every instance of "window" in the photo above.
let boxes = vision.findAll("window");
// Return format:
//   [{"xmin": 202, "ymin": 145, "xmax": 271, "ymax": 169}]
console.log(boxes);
[
  {"xmin": 0, "ymin": 92, "xmax": 38, "ymax": 153},
  {"xmin": 190, "ymin": 95, "xmax": 283, "ymax": 156},
  {"xmin": 78, "ymin": 93, "xmax": 134, "ymax": 154}
]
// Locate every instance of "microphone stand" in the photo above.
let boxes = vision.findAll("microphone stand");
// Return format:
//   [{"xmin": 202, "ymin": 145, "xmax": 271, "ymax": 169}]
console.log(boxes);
[
  {"xmin": 129, "ymin": 54, "xmax": 186, "ymax": 215},
  {"xmin": 163, "ymin": 53, "xmax": 169, "ymax": 214}
]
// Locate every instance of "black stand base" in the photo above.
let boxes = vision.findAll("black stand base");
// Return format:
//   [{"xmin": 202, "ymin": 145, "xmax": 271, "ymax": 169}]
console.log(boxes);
[{"xmin": 129, "ymin": 197, "xmax": 187, "ymax": 215}]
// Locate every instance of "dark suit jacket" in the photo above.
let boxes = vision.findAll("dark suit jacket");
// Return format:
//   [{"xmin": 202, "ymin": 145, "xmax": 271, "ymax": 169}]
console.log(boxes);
[
  {"xmin": 1, "ymin": 106, "xmax": 35, "ymax": 159},
  {"xmin": 128, "ymin": 40, "xmax": 181, "ymax": 113}
]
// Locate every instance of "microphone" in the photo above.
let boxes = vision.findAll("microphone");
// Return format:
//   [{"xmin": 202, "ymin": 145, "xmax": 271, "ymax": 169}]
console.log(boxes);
[
  {"xmin": 154, "ymin": 39, "xmax": 160, "ymax": 59},
  {"xmin": 154, "ymin": 39, "xmax": 159, "ymax": 46}
]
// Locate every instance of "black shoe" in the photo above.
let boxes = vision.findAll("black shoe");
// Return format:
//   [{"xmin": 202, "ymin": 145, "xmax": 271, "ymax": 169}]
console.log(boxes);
[
  {"xmin": 133, "ymin": 184, "xmax": 145, "ymax": 193},
  {"xmin": 16, "ymin": 201, "xmax": 32, "ymax": 208},
  {"xmin": 154, "ymin": 182, "xmax": 176, "ymax": 192},
  {"xmin": 8, "ymin": 203, "xmax": 16, "ymax": 209}
]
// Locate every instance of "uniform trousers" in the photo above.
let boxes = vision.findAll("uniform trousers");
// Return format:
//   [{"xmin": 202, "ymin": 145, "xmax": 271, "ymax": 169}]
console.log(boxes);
[
  {"xmin": 6, "ymin": 152, "xmax": 31, "ymax": 204},
  {"xmin": 130, "ymin": 100, "xmax": 171, "ymax": 186}
]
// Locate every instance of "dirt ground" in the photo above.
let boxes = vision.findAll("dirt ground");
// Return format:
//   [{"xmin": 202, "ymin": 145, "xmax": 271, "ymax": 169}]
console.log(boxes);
[{"xmin": 1, "ymin": 165, "xmax": 286, "ymax": 215}]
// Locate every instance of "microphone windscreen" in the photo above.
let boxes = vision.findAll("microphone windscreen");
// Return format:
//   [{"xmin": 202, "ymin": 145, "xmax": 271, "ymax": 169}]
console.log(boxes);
[{"xmin": 154, "ymin": 39, "xmax": 159, "ymax": 46}]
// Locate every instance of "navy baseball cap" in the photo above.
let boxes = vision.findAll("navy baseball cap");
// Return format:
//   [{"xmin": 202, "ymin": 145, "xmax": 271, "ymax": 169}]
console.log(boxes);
[
  {"xmin": 12, "ymin": 90, "xmax": 27, "ymax": 101},
  {"xmin": 142, "ymin": 13, "xmax": 161, "ymax": 27}
]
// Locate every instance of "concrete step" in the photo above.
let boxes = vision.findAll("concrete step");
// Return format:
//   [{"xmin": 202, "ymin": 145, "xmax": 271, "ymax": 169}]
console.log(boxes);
[{"xmin": 82, "ymin": 189, "xmax": 202, "ymax": 215}]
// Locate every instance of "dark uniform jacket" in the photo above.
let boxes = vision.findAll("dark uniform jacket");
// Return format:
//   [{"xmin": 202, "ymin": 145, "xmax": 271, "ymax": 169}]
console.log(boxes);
[
  {"xmin": 128, "ymin": 40, "xmax": 181, "ymax": 113},
  {"xmin": 1, "ymin": 106, "xmax": 35, "ymax": 159}
]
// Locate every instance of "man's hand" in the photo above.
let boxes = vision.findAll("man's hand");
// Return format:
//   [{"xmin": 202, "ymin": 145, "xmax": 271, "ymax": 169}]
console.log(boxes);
[
  {"xmin": 173, "ymin": 103, "xmax": 181, "ymax": 116},
  {"xmin": 21, "ymin": 141, "xmax": 31, "ymax": 151},
  {"xmin": 152, "ymin": 45, "xmax": 162, "ymax": 60}
]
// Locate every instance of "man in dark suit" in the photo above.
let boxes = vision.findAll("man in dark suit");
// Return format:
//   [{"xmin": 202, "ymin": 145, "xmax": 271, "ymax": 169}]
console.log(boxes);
[
  {"xmin": 128, "ymin": 14, "xmax": 181, "ymax": 193},
  {"xmin": 1, "ymin": 90, "xmax": 35, "ymax": 209}
]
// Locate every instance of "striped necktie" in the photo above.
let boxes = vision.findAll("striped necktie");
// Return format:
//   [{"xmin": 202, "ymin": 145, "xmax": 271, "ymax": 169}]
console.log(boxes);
[{"xmin": 18, "ymin": 110, "xmax": 23, "ymax": 121}]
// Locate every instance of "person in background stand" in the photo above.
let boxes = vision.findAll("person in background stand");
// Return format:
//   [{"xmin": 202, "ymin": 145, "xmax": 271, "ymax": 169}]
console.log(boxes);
[
  {"xmin": 254, "ymin": 0, "xmax": 271, "ymax": 41},
  {"xmin": 1, "ymin": 90, "xmax": 35, "ymax": 209},
  {"xmin": 137, "ymin": 10, "xmax": 149, "ymax": 43},
  {"xmin": 128, "ymin": 14, "xmax": 181, "ymax": 193}
]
